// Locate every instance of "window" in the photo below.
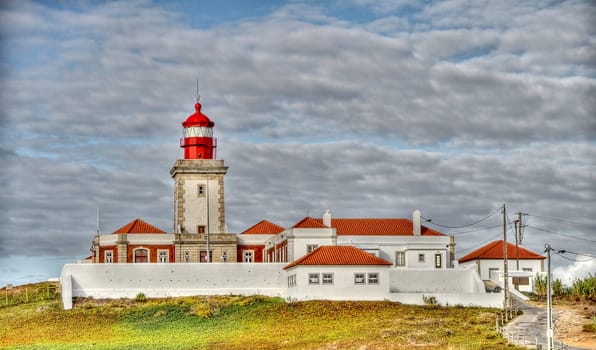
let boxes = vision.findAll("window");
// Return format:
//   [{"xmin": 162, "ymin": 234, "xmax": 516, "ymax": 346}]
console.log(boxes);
[
  {"xmin": 368, "ymin": 273, "xmax": 379, "ymax": 285},
  {"xmin": 488, "ymin": 268, "xmax": 499, "ymax": 279},
  {"xmin": 522, "ymin": 268, "xmax": 533, "ymax": 273},
  {"xmin": 288, "ymin": 274, "xmax": 296, "ymax": 287},
  {"xmin": 197, "ymin": 184, "xmax": 205, "ymax": 197},
  {"xmin": 198, "ymin": 225, "xmax": 205, "ymax": 233},
  {"xmin": 158, "ymin": 250, "xmax": 168, "ymax": 263},
  {"xmin": 105, "ymin": 250, "xmax": 113, "ymax": 263},
  {"xmin": 184, "ymin": 250, "xmax": 190, "ymax": 263},
  {"xmin": 418, "ymin": 253, "xmax": 425, "ymax": 263},
  {"xmin": 322, "ymin": 273, "xmax": 334, "ymax": 285},
  {"xmin": 354, "ymin": 273, "xmax": 366, "ymax": 285},
  {"xmin": 134, "ymin": 248, "xmax": 149, "ymax": 263},
  {"xmin": 221, "ymin": 251, "xmax": 228, "ymax": 262},
  {"xmin": 512, "ymin": 277, "xmax": 530, "ymax": 285},
  {"xmin": 243, "ymin": 250, "xmax": 254, "ymax": 263},
  {"xmin": 307, "ymin": 244, "xmax": 318, "ymax": 253},
  {"xmin": 308, "ymin": 273, "xmax": 320, "ymax": 284},
  {"xmin": 395, "ymin": 251, "xmax": 405, "ymax": 267},
  {"xmin": 435, "ymin": 254, "xmax": 442, "ymax": 268},
  {"xmin": 200, "ymin": 250, "xmax": 212, "ymax": 262}
]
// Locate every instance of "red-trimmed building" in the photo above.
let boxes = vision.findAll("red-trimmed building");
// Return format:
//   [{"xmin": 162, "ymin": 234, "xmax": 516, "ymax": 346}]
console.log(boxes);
[
  {"xmin": 458, "ymin": 240, "xmax": 545, "ymax": 292},
  {"xmin": 237, "ymin": 209, "xmax": 454, "ymax": 269}
]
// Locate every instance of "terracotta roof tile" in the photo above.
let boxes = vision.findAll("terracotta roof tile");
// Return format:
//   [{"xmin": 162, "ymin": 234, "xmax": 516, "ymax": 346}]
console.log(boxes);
[
  {"xmin": 111, "ymin": 218, "xmax": 166, "ymax": 234},
  {"xmin": 284, "ymin": 246, "xmax": 393, "ymax": 269},
  {"xmin": 313, "ymin": 218, "xmax": 444, "ymax": 236},
  {"xmin": 292, "ymin": 217, "xmax": 328, "ymax": 229},
  {"xmin": 458, "ymin": 240, "xmax": 545, "ymax": 263},
  {"xmin": 241, "ymin": 220, "xmax": 285, "ymax": 234}
]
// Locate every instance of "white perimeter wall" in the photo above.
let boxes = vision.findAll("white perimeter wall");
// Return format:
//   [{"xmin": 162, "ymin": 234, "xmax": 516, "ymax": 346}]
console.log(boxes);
[
  {"xmin": 61, "ymin": 263, "xmax": 287, "ymax": 309},
  {"xmin": 61, "ymin": 263, "xmax": 503, "ymax": 310},
  {"xmin": 389, "ymin": 266, "xmax": 486, "ymax": 293}
]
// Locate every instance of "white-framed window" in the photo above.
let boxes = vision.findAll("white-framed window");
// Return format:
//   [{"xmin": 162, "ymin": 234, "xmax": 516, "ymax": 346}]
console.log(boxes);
[
  {"xmin": 158, "ymin": 250, "xmax": 169, "ymax": 263},
  {"xmin": 418, "ymin": 253, "xmax": 425, "ymax": 263},
  {"xmin": 368, "ymin": 272, "xmax": 379, "ymax": 285},
  {"xmin": 183, "ymin": 250, "xmax": 191, "ymax": 263},
  {"xmin": 197, "ymin": 184, "xmax": 205, "ymax": 197},
  {"xmin": 322, "ymin": 273, "xmax": 334, "ymax": 285},
  {"xmin": 395, "ymin": 251, "xmax": 405, "ymax": 266},
  {"xmin": 308, "ymin": 273, "xmax": 320, "ymax": 284},
  {"xmin": 307, "ymin": 244, "xmax": 318, "ymax": 253},
  {"xmin": 288, "ymin": 274, "xmax": 296, "ymax": 287},
  {"xmin": 435, "ymin": 254, "xmax": 442, "ymax": 268},
  {"xmin": 243, "ymin": 250, "xmax": 254, "ymax": 263},
  {"xmin": 489, "ymin": 267, "xmax": 499, "ymax": 279},
  {"xmin": 354, "ymin": 273, "xmax": 366, "ymax": 285},
  {"xmin": 104, "ymin": 250, "xmax": 113, "ymax": 264}
]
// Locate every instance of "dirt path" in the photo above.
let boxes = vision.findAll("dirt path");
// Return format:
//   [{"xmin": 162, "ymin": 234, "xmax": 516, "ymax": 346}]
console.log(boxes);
[{"xmin": 554, "ymin": 304, "xmax": 595, "ymax": 349}]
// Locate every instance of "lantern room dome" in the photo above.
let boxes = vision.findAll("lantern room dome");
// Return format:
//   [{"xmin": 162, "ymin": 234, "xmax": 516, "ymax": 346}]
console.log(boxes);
[{"xmin": 182, "ymin": 102, "xmax": 214, "ymax": 128}]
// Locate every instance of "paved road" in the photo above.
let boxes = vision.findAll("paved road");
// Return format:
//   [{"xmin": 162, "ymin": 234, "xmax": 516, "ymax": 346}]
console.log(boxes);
[{"xmin": 503, "ymin": 299, "xmax": 590, "ymax": 350}]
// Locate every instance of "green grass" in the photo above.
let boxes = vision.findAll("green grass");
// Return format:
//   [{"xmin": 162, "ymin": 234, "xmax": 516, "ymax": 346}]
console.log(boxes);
[{"xmin": 0, "ymin": 294, "xmax": 524, "ymax": 350}]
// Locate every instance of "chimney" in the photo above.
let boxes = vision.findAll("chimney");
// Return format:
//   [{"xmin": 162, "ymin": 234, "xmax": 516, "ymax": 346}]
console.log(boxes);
[
  {"xmin": 323, "ymin": 209, "xmax": 332, "ymax": 227},
  {"xmin": 413, "ymin": 210, "xmax": 421, "ymax": 236}
]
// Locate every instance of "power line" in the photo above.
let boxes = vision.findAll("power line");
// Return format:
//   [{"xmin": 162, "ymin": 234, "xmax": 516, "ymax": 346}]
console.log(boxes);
[
  {"xmin": 451, "ymin": 224, "xmax": 502, "ymax": 236},
  {"xmin": 525, "ymin": 225, "xmax": 596, "ymax": 243},
  {"xmin": 563, "ymin": 250, "xmax": 596, "ymax": 259},
  {"xmin": 526, "ymin": 213, "xmax": 596, "ymax": 229},
  {"xmin": 554, "ymin": 253, "xmax": 596, "ymax": 263},
  {"xmin": 422, "ymin": 206, "xmax": 501, "ymax": 229}
]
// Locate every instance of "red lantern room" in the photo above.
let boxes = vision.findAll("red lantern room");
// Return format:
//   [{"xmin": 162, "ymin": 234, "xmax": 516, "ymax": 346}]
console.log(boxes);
[{"xmin": 180, "ymin": 99, "xmax": 216, "ymax": 159}]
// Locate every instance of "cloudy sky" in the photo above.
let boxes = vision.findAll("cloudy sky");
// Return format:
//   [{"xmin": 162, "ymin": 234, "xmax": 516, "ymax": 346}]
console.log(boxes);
[{"xmin": 1, "ymin": 0, "xmax": 594, "ymax": 287}]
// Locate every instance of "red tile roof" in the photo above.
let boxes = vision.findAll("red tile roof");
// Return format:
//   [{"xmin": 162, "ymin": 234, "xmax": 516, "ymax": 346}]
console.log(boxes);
[
  {"xmin": 310, "ymin": 217, "xmax": 444, "ymax": 236},
  {"xmin": 292, "ymin": 217, "xmax": 328, "ymax": 229},
  {"xmin": 458, "ymin": 240, "xmax": 546, "ymax": 263},
  {"xmin": 241, "ymin": 220, "xmax": 285, "ymax": 234},
  {"xmin": 284, "ymin": 246, "xmax": 393, "ymax": 270},
  {"xmin": 111, "ymin": 218, "xmax": 166, "ymax": 234}
]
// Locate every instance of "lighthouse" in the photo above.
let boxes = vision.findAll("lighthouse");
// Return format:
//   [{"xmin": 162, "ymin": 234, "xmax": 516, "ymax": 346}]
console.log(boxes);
[
  {"xmin": 181, "ymin": 98, "xmax": 216, "ymax": 159},
  {"xmin": 170, "ymin": 96, "xmax": 228, "ymax": 261}
]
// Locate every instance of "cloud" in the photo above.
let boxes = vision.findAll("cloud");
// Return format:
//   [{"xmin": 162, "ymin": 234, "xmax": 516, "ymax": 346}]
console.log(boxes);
[{"xmin": 0, "ymin": 0, "xmax": 594, "ymax": 282}]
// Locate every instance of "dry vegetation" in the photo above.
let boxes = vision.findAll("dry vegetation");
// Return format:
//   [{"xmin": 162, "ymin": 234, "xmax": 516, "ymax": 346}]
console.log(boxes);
[{"xmin": 0, "ymin": 286, "xmax": 525, "ymax": 350}]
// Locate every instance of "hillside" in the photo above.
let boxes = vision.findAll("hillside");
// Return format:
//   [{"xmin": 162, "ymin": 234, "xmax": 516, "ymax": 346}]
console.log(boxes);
[{"xmin": 0, "ymin": 288, "xmax": 523, "ymax": 350}]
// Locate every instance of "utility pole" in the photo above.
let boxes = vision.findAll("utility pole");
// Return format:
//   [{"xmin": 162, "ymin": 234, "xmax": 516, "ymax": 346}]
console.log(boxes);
[
  {"xmin": 513, "ymin": 212, "xmax": 522, "ymax": 290},
  {"xmin": 502, "ymin": 204, "xmax": 510, "ymax": 312},
  {"xmin": 544, "ymin": 244, "xmax": 553, "ymax": 350}
]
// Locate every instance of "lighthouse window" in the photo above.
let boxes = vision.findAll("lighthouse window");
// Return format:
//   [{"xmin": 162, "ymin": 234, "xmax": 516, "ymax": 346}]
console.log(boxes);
[{"xmin": 197, "ymin": 184, "xmax": 205, "ymax": 197}]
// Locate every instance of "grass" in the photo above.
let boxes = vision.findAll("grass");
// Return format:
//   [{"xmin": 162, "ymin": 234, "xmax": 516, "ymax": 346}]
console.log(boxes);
[{"xmin": 0, "ymin": 288, "xmax": 524, "ymax": 349}]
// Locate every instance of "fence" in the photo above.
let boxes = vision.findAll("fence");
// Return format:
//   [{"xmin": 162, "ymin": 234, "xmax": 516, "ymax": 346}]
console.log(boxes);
[{"xmin": 2, "ymin": 282, "xmax": 60, "ymax": 307}]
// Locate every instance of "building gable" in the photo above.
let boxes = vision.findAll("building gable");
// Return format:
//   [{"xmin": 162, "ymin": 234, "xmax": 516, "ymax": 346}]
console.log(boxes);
[
  {"xmin": 111, "ymin": 218, "xmax": 166, "ymax": 234},
  {"xmin": 241, "ymin": 220, "xmax": 285, "ymax": 234},
  {"xmin": 458, "ymin": 240, "xmax": 545, "ymax": 263},
  {"xmin": 284, "ymin": 246, "xmax": 392, "ymax": 270}
]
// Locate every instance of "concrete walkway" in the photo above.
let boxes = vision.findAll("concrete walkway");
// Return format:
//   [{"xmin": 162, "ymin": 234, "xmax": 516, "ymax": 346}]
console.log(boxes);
[{"xmin": 503, "ymin": 299, "xmax": 588, "ymax": 350}]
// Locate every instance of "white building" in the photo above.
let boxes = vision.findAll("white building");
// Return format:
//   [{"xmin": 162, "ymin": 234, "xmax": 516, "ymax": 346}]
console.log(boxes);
[{"xmin": 458, "ymin": 240, "xmax": 545, "ymax": 293}]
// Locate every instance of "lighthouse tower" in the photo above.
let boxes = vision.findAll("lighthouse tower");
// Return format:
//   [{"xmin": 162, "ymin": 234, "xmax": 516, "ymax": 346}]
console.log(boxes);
[{"xmin": 170, "ymin": 96, "xmax": 228, "ymax": 240}]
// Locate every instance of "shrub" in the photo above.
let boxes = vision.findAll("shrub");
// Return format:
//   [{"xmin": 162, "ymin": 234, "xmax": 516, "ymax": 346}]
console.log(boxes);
[
  {"xmin": 135, "ymin": 293, "xmax": 147, "ymax": 302},
  {"xmin": 422, "ymin": 295, "xmax": 437, "ymax": 306}
]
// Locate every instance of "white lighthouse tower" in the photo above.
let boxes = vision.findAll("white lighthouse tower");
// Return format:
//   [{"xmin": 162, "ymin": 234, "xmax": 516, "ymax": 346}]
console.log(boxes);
[{"xmin": 170, "ymin": 96, "xmax": 228, "ymax": 239}]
